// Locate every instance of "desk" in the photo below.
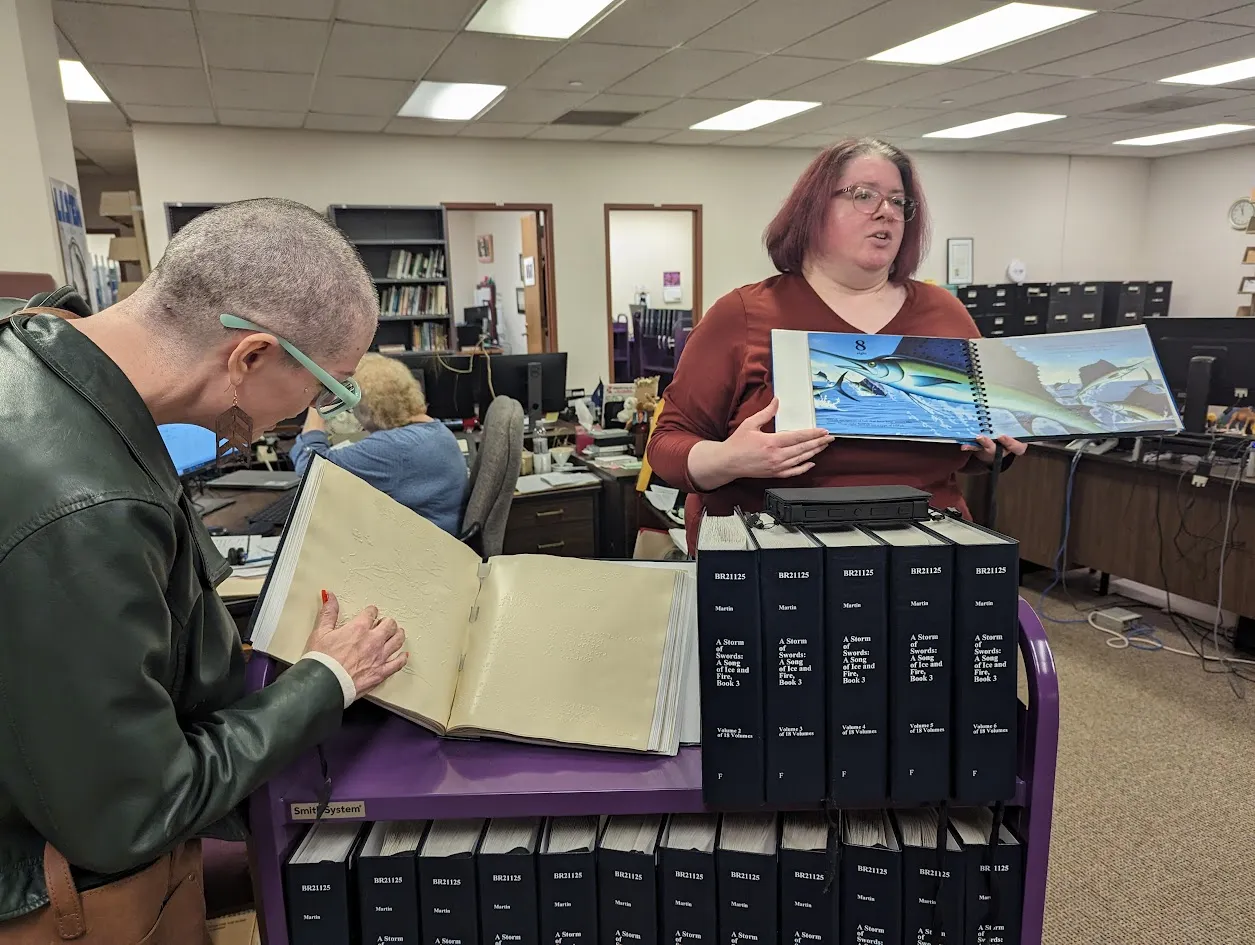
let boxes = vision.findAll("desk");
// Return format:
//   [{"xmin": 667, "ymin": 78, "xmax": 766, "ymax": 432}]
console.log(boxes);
[
  {"xmin": 200, "ymin": 488, "xmax": 284, "ymax": 534},
  {"xmin": 963, "ymin": 443, "xmax": 1255, "ymax": 623},
  {"xmin": 505, "ymin": 482, "xmax": 601, "ymax": 556},
  {"xmin": 573, "ymin": 455, "xmax": 642, "ymax": 559}
]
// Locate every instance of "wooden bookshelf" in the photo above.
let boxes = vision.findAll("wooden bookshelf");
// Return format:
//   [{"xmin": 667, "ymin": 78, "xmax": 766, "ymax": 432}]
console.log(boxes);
[{"xmin": 327, "ymin": 205, "xmax": 454, "ymax": 353}]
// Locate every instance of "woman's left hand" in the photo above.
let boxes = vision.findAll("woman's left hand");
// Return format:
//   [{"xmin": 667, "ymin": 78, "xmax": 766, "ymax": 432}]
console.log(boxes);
[
  {"xmin": 961, "ymin": 434, "xmax": 1027, "ymax": 466},
  {"xmin": 302, "ymin": 408, "xmax": 326, "ymax": 434}
]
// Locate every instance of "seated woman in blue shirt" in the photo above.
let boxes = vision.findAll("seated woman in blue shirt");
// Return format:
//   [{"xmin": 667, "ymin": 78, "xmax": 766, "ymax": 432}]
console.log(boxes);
[{"xmin": 292, "ymin": 352, "xmax": 468, "ymax": 534}]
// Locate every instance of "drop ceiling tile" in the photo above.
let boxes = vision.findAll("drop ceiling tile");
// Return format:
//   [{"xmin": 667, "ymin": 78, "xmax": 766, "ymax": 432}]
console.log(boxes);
[
  {"xmin": 384, "ymin": 117, "xmax": 467, "ymax": 135},
  {"xmin": 198, "ymin": 13, "xmax": 329, "ymax": 73},
  {"xmin": 310, "ymin": 75, "xmax": 414, "ymax": 116},
  {"xmin": 784, "ymin": 0, "xmax": 991, "ymax": 61},
  {"xmin": 690, "ymin": 55, "xmax": 845, "ymax": 99},
  {"xmin": 964, "ymin": 12, "xmax": 1179, "ymax": 72},
  {"xmin": 218, "ymin": 109, "xmax": 306, "ymax": 128},
  {"xmin": 780, "ymin": 61, "xmax": 923, "ymax": 103},
  {"xmin": 124, "ymin": 105, "xmax": 215, "ymax": 123},
  {"xmin": 714, "ymin": 131, "xmax": 795, "ymax": 145},
  {"xmin": 918, "ymin": 72, "xmax": 1071, "ymax": 109},
  {"xmin": 840, "ymin": 67, "xmax": 998, "ymax": 107},
  {"xmin": 484, "ymin": 89, "xmax": 597, "ymax": 123},
  {"xmin": 458, "ymin": 122, "xmax": 542, "ymax": 138},
  {"xmin": 1118, "ymin": 0, "xmax": 1241, "ymax": 15},
  {"xmin": 579, "ymin": 92, "xmax": 676, "ymax": 112},
  {"xmin": 521, "ymin": 42, "xmax": 666, "ymax": 93},
  {"xmin": 210, "ymin": 69, "xmax": 314, "ymax": 111},
  {"xmin": 772, "ymin": 133, "xmax": 836, "ymax": 147},
  {"xmin": 528, "ymin": 124, "xmax": 609, "ymax": 140},
  {"xmin": 70, "ymin": 130, "xmax": 134, "ymax": 151},
  {"xmin": 870, "ymin": 108, "xmax": 977, "ymax": 136},
  {"xmin": 53, "ymin": 2, "xmax": 201, "ymax": 67},
  {"xmin": 624, "ymin": 97, "xmax": 744, "ymax": 129},
  {"xmin": 79, "ymin": 0, "xmax": 186, "ymax": 7},
  {"xmin": 196, "ymin": 0, "xmax": 334, "ymax": 17},
  {"xmin": 608, "ymin": 48, "xmax": 759, "ymax": 96},
  {"xmin": 305, "ymin": 113, "xmax": 389, "ymax": 131},
  {"xmin": 594, "ymin": 126, "xmax": 671, "ymax": 142},
  {"xmin": 686, "ymin": 0, "xmax": 882, "ymax": 54},
  {"xmin": 336, "ymin": 0, "xmax": 481, "ymax": 30},
  {"xmin": 978, "ymin": 77, "xmax": 1141, "ymax": 110},
  {"xmin": 67, "ymin": 102, "xmax": 130, "ymax": 130},
  {"xmin": 322, "ymin": 22, "xmax": 451, "ymax": 79},
  {"xmin": 425, "ymin": 33, "xmax": 562, "ymax": 86},
  {"xmin": 1204, "ymin": 3, "xmax": 1255, "ymax": 26},
  {"xmin": 657, "ymin": 129, "xmax": 735, "ymax": 144},
  {"xmin": 1101, "ymin": 34, "xmax": 1255, "ymax": 81},
  {"xmin": 1068, "ymin": 83, "xmax": 1248, "ymax": 115},
  {"xmin": 1041, "ymin": 21, "xmax": 1251, "ymax": 77},
  {"xmin": 92, "ymin": 64, "xmax": 210, "ymax": 107},
  {"xmin": 56, "ymin": 29, "xmax": 76, "ymax": 58},
  {"xmin": 759, "ymin": 102, "xmax": 880, "ymax": 133},
  {"xmin": 583, "ymin": 0, "xmax": 755, "ymax": 48}
]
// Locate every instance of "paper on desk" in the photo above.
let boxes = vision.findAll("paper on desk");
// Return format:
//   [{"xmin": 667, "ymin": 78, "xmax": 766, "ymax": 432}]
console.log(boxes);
[
  {"xmin": 541, "ymin": 471, "xmax": 598, "ymax": 487},
  {"xmin": 646, "ymin": 485, "xmax": 679, "ymax": 511},
  {"xmin": 668, "ymin": 529, "xmax": 687, "ymax": 553},
  {"xmin": 514, "ymin": 474, "xmax": 551, "ymax": 494}
]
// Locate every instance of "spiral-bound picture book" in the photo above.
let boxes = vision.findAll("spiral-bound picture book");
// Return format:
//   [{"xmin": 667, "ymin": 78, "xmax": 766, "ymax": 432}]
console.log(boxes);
[{"xmin": 772, "ymin": 325, "xmax": 1182, "ymax": 443}]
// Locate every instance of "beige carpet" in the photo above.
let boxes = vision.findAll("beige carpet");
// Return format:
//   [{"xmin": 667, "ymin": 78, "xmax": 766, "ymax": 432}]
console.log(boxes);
[{"xmin": 1022, "ymin": 577, "xmax": 1255, "ymax": 945}]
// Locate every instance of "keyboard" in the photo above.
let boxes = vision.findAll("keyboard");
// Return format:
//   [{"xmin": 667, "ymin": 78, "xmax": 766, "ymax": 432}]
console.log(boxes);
[{"xmin": 248, "ymin": 490, "xmax": 297, "ymax": 528}]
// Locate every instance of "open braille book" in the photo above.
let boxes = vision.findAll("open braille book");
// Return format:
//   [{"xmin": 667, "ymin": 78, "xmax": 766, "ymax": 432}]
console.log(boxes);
[{"xmin": 248, "ymin": 455, "xmax": 695, "ymax": 755}]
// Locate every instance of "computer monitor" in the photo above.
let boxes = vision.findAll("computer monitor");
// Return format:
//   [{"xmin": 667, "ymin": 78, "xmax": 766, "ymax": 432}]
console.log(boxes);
[
  {"xmin": 481, "ymin": 353, "xmax": 568, "ymax": 425},
  {"xmin": 388, "ymin": 351, "xmax": 481, "ymax": 421},
  {"xmin": 1145, "ymin": 317, "xmax": 1255, "ymax": 433},
  {"xmin": 159, "ymin": 423, "xmax": 218, "ymax": 477}
]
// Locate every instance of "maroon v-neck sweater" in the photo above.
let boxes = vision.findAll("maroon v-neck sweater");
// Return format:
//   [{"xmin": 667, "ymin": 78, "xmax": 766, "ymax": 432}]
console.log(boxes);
[{"xmin": 648, "ymin": 273, "xmax": 983, "ymax": 554}]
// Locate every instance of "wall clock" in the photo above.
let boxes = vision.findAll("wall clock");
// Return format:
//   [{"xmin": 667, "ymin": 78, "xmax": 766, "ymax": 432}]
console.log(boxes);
[
  {"xmin": 1007, "ymin": 259, "xmax": 1027, "ymax": 284},
  {"xmin": 1230, "ymin": 198, "xmax": 1255, "ymax": 231}
]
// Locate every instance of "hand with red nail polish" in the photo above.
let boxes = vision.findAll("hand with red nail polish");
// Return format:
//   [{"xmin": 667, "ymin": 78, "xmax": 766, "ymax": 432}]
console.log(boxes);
[{"xmin": 303, "ymin": 589, "xmax": 408, "ymax": 698}]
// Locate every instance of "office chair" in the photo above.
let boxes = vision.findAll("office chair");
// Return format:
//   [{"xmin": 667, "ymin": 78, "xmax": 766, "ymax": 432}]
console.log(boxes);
[{"xmin": 459, "ymin": 395, "xmax": 523, "ymax": 559}]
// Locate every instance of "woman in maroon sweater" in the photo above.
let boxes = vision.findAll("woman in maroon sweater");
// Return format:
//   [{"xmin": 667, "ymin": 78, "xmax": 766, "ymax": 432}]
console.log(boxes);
[{"xmin": 648, "ymin": 137, "xmax": 1026, "ymax": 553}]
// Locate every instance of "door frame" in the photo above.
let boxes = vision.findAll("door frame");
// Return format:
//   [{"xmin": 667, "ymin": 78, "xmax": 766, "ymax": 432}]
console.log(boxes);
[
  {"xmin": 603, "ymin": 203, "xmax": 704, "ymax": 379},
  {"xmin": 442, "ymin": 202, "xmax": 559, "ymax": 352}
]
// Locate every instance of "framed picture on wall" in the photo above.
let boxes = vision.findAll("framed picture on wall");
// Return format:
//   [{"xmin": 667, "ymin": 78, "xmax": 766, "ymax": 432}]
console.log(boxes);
[
  {"xmin": 1244, "ymin": 246, "xmax": 1255, "ymax": 265},
  {"xmin": 1240, "ymin": 276, "xmax": 1255, "ymax": 294},
  {"xmin": 476, "ymin": 234, "xmax": 494, "ymax": 263},
  {"xmin": 946, "ymin": 237, "xmax": 973, "ymax": 285}
]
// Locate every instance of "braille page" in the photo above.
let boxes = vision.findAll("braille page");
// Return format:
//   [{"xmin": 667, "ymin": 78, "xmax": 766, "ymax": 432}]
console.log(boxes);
[
  {"xmin": 261, "ymin": 460, "xmax": 482, "ymax": 732},
  {"xmin": 447, "ymin": 555, "xmax": 678, "ymax": 752}
]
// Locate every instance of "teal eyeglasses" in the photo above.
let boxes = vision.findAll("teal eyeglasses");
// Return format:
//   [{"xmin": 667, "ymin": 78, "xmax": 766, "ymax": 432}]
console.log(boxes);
[{"xmin": 219, "ymin": 313, "xmax": 361, "ymax": 418}]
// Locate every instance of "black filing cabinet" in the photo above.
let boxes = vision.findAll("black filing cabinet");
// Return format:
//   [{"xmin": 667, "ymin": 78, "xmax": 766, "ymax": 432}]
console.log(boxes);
[
  {"xmin": 1100, "ymin": 281, "xmax": 1146, "ymax": 328},
  {"xmin": 1146, "ymin": 281, "xmax": 1172, "ymax": 318},
  {"xmin": 1047, "ymin": 282, "xmax": 1082, "ymax": 332}
]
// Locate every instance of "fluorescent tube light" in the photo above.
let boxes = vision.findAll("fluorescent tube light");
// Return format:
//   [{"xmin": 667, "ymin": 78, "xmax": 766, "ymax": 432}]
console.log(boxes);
[
  {"xmin": 868, "ymin": 2, "xmax": 1094, "ymax": 65},
  {"xmin": 924, "ymin": 112, "xmax": 1064, "ymax": 138},
  {"xmin": 398, "ymin": 81, "xmax": 506, "ymax": 120},
  {"xmin": 1113, "ymin": 123, "xmax": 1254, "ymax": 146},
  {"xmin": 1161, "ymin": 57, "xmax": 1255, "ymax": 86},
  {"xmin": 690, "ymin": 100, "xmax": 821, "ymax": 131},
  {"xmin": 59, "ymin": 60, "xmax": 109, "ymax": 103},
  {"xmin": 467, "ymin": 0, "xmax": 618, "ymax": 40}
]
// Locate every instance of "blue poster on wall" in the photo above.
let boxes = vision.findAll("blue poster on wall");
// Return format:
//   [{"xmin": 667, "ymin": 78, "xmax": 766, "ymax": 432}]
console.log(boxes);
[{"xmin": 50, "ymin": 177, "xmax": 94, "ymax": 311}]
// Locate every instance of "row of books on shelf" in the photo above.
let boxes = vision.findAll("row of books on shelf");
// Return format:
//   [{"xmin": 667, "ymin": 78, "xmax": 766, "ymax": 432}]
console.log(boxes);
[
  {"xmin": 696, "ymin": 512, "xmax": 1019, "ymax": 811},
  {"xmin": 407, "ymin": 322, "xmax": 450, "ymax": 352},
  {"xmin": 381, "ymin": 284, "xmax": 449, "ymax": 318},
  {"xmin": 286, "ymin": 808, "xmax": 1021, "ymax": 945},
  {"xmin": 386, "ymin": 247, "xmax": 446, "ymax": 279}
]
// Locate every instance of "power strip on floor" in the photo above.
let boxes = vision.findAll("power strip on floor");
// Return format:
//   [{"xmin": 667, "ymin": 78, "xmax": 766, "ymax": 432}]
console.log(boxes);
[{"xmin": 1091, "ymin": 607, "xmax": 1141, "ymax": 633}]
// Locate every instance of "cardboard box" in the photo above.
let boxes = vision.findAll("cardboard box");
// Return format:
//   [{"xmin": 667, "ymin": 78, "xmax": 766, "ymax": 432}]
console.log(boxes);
[
  {"xmin": 208, "ymin": 910, "xmax": 260, "ymax": 945},
  {"xmin": 99, "ymin": 191, "xmax": 137, "ymax": 218},
  {"xmin": 108, "ymin": 236, "xmax": 142, "ymax": 262}
]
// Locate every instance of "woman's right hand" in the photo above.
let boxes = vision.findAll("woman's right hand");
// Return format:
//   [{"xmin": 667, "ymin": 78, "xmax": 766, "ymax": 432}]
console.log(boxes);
[
  {"xmin": 721, "ymin": 397, "xmax": 832, "ymax": 479},
  {"xmin": 304, "ymin": 590, "xmax": 408, "ymax": 697}
]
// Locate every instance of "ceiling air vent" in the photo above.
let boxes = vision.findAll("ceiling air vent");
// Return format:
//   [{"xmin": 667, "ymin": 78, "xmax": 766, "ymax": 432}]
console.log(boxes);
[
  {"xmin": 1104, "ymin": 93, "xmax": 1229, "ymax": 116},
  {"xmin": 552, "ymin": 109, "xmax": 642, "ymax": 126}
]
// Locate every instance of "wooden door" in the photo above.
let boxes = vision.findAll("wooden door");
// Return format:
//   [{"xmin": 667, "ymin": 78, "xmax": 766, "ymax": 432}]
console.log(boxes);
[{"xmin": 520, "ymin": 213, "xmax": 544, "ymax": 353}]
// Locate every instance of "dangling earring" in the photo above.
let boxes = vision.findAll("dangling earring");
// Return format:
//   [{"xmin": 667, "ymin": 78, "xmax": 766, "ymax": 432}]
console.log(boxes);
[{"xmin": 214, "ymin": 386, "xmax": 254, "ymax": 465}]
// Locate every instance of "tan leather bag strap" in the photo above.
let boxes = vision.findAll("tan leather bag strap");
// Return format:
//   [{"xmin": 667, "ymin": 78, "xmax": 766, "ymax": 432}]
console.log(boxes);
[
  {"xmin": 0, "ymin": 307, "xmax": 82, "ymax": 330},
  {"xmin": 42, "ymin": 845, "xmax": 86, "ymax": 940}
]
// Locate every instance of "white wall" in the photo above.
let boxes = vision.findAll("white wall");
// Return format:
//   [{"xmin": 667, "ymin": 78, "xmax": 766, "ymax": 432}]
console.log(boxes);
[
  {"xmin": 608, "ymin": 209, "xmax": 694, "ymax": 319},
  {"xmin": 1144, "ymin": 143, "xmax": 1255, "ymax": 319},
  {"xmin": 133, "ymin": 123, "xmax": 1158, "ymax": 391}
]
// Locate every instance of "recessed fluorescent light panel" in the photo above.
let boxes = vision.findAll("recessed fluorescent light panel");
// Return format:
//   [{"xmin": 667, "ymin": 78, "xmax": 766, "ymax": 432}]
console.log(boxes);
[
  {"xmin": 1161, "ymin": 57, "xmax": 1255, "ymax": 87},
  {"xmin": 59, "ymin": 60, "xmax": 109, "ymax": 103},
  {"xmin": 398, "ymin": 81, "xmax": 506, "ymax": 120},
  {"xmin": 868, "ymin": 2, "xmax": 1094, "ymax": 65},
  {"xmin": 924, "ymin": 112, "xmax": 1064, "ymax": 138},
  {"xmin": 1113, "ymin": 123, "xmax": 1254, "ymax": 146},
  {"xmin": 690, "ymin": 100, "xmax": 821, "ymax": 131},
  {"xmin": 467, "ymin": 0, "xmax": 619, "ymax": 39}
]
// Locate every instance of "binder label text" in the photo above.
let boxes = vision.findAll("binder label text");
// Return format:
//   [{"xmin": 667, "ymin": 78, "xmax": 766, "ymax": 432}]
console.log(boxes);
[
  {"xmin": 778, "ymin": 571, "xmax": 809, "ymax": 579},
  {"xmin": 975, "ymin": 566, "xmax": 1007, "ymax": 574},
  {"xmin": 614, "ymin": 871, "xmax": 643, "ymax": 881},
  {"xmin": 300, "ymin": 884, "xmax": 331, "ymax": 892},
  {"xmin": 910, "ymin": 566, "xmax": 942, "ymax": 575},
  {"xmin": 857, "ymin": 865, "xmax": 888, "ymax": 875},
  {"xmin": 714, "ymin": 573, "xmax": 745, "ymax": 580},
  {"xmin": 373, "ymin": 876, "xmax": 403, "ymax": 884},
  {"xmin": 843, "ymin": 569, "xmax": 874, "ymax": 577}
]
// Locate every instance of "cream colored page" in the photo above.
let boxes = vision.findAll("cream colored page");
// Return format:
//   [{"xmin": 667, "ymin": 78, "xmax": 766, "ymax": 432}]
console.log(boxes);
[
  {"xmin": 270, "ymin": 462, "xmax": 483, "ymax": 728},
  {"xmin": 448, "ymin": 556, "xmax": 677, "ymax": 750}
]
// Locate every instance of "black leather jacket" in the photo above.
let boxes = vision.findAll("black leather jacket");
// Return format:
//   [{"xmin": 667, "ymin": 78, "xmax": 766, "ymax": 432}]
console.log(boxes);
[{"xmin": 0, "ymin": 313, "xmax": 343, "ymax": 922}]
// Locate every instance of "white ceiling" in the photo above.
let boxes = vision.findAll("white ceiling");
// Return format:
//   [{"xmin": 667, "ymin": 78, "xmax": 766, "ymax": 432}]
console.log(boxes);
[{"xmin": 59, "ymin": 0, "xmax": 1255, "ymax": 175}]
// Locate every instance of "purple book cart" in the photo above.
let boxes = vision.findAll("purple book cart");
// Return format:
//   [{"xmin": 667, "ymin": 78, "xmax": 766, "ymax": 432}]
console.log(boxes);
[{"xmin": 244, "ymin": 598, "xmax": 1059, "ymax": 945}]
